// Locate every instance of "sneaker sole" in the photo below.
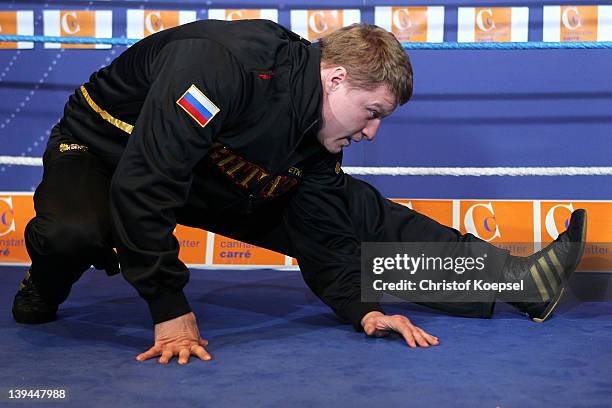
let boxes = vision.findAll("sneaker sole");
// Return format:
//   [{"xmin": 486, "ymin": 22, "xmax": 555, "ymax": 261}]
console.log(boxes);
[
  {"xmin": 531, "ymin": 287, "xmax": 565, "ymax": 323},
  {"xmin": 531, "ymin": 210, "xmax": 587, "ymax": 323}
]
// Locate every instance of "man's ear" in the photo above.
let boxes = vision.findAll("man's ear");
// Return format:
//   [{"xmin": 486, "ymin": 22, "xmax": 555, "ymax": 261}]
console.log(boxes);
[{"xmin": 323, "ymin": 66, "xmax": 347, "ymax": 93}]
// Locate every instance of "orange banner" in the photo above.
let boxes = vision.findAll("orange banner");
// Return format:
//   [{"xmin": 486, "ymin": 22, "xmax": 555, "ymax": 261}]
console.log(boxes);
[
  {"xmin": 390, "ymin": 7, "xmax": 429, "ymax": 42},
  {"xmin": 459, "ymin": 200, "xmax": 535, "ymax": 256},
  {"xmin": 0, "ymin": 12, "xmax": 17, "ymax": 49},
  {"xmin": 393, "ymin": 199, "xmax": 453, "ymax": 227},
  {"xmin": 560, "ymin": 6, "xmax": 598, "ymax": 42},
  {"xmin": 0, "ymin": 11, "xmax": 33, "ymax": 49},
  {"xmin": 143, "ymin": 11, "xmax": 180, "ymax": 37},
  {"xmin": 224, "ymin": 9, "xmax": 263, "ymax": 20},
  {"xmin": 0, "ymin": 195, "xmax": 34, "ymax": 264},
  {"xmin": 59, "ymin": 11, "xmax": 97, "ymax": 49},
  {"xmin": 307, "ymin": 10, "xmax": 344, "ymax": 40},
  {"xmin": 540, "ymin": 201, "xmax": 612, "ymax": 271},
  {"xmin": 208, "ymin": 9, "xmax": 278, "ymax": 22},
  {"xmin": 212, "ymin": 234, "xmax": 285, "ymax": 265},
  {"xmin": 175, "ymin": 225, "xmax": 207, "ymax": 265},
  {"xmin": 474, "ymin": 8, "xmax": 512, "ymax": 42},
  {"xmin": 43, "ymin": 10, "xmax": 112, "ymax": 49},
  {"xmin": 1, "ymin": 193, "xmax": 610, "ymax": 272}
]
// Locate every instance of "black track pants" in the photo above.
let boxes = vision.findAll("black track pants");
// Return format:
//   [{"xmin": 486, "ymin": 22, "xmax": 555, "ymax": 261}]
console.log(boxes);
[{"xmin": 26, "ymin": 127, "xmax": 507, "ymax": 318}]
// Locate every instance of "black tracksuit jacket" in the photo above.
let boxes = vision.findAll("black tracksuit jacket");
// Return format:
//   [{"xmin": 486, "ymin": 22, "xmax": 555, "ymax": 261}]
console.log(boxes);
[{"xmin": 58, "ymin": 19, "xmax": 382, "ymax": 329}]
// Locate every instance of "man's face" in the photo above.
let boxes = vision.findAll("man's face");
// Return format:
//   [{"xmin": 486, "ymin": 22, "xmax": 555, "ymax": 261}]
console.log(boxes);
[{"xmin": 317, "ymin": 74, "xmax": 397, "ymax": 154}]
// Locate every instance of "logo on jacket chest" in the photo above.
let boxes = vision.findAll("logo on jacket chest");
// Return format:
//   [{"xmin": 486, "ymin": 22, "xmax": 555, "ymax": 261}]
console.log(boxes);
[{"xmin": 209, "ymin": 144, "xmax": 302, "ymax": 198}]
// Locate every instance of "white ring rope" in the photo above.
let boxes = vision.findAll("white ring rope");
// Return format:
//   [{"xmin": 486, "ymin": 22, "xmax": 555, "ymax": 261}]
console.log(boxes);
[
  {"xmin": 1, "ymin": 155, "xmax": 610, "ymax": 176},
  {"xmin": 343, "ymin": 166, "xmax": 612, "ymax": 176},
  {"xmin": 0, "ymin": 156, "xmax": 43, "ymax": 166}
]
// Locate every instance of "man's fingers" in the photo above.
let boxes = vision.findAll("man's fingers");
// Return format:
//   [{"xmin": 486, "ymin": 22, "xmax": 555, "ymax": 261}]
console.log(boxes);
[
  {"xmin": 364, "ymin": 322, "xmax": 390, "ymax": 337},
  {"xmin": 363, "ymin": 314, "xmax": 439, "ymax": 348},
  {"xmin": 364, "ymin": 324, "xmax": 377, "ymax": 337},
  {"xmin": 391, "ymin": 317, "xmax": 438, "ymax": 348},
  {"xmin": 178, "ymin": 348, "xmax": 191, "ymax": 365},
  {"xmin": 396, "ymin": 324, "xmax": 417, "ymax": 348},
  {"xmin": 199, "ymin": 338, "xmax": 209, "ymax": 347},
  {"xmin": 139, "ymin": 344, "xmax": 211, "ymax": 364},
  {"xmin": 363, "ymin": 322, "xmax": 377, "ymax": 336},
  {"xmin": 411, "ymin": 328, "xmax": 430, "ymax": 348},
  {"xmin": 418, "ymin": 328, "xmax": 440, "ymax": 345},
  {"xmin": 158, "ymin": 349, "xmax": 174, "ymax": 365},
  {"xmin": 384, "ymin": 318, "xmax": 416, "ymax": 347},
  {"xmin": 136, "ymin": 346, "xmax": 161, "ymax": 362},
  {"xmin": 191, "ymin": 345, "xmax": 213, "ymax": 361}
]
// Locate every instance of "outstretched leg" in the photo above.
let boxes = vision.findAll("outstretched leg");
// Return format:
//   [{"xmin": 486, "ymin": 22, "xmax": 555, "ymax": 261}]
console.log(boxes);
[
  {"xmin": 344, "ymin": 175, "xmax": 586, "ymax": 322},
  {"xmin": 344, "ymin": 176, "xmax": 508, "ymax": 318}
]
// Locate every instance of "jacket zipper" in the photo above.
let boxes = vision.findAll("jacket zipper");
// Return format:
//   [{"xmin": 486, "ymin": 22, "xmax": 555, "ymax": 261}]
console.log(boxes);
[
  {"xmin": 261, "ymin": 119, "xmax": 319, "ymax": 182},
  {"xmin": 247, "ymin": 194, "xmax": 254, "ymax": 214}
]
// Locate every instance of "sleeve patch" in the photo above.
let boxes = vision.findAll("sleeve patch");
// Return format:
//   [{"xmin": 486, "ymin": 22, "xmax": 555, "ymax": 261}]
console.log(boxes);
[{"xmin": 176, "ymin": 84, "xmax": 220, "ymax": 128}]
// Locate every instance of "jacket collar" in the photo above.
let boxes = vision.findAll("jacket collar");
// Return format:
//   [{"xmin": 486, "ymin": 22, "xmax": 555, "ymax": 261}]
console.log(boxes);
[{"xmin": 290, "ymin": 43, "xmax": 322, "ymax": 136}]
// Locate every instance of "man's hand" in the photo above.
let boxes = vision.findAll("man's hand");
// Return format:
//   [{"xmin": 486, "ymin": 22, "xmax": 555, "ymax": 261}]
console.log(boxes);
[
  {"xmin": 136, "ymin": 312, "xmax": 212, "ymax": 365},
  {"xmin": 361, "ymin": 311, "xmax": 440, "ymax": 348}
]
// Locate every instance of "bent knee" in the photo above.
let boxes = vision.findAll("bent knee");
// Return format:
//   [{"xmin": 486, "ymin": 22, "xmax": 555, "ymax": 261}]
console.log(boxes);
[{"xmin": 26, "ymin": 216, "xmax": 107, "ymax": 256}]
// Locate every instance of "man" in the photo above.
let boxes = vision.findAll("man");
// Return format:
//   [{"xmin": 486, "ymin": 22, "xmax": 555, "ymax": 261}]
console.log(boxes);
[{"xmin": 13, "ymin": 20, "xmax": 586, "ymax": 365}]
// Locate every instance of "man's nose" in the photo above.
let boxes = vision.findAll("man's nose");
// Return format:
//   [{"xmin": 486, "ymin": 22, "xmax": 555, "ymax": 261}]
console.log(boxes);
[{"xmin": 361, "ymin": 119, "xmax": 381, "ymax": 141}]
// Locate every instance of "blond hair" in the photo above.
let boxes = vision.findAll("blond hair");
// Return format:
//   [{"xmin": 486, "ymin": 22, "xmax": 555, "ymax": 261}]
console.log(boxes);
[{"xmin": 319, "ymin": 23, "xmax": 413, "ymax": 105}]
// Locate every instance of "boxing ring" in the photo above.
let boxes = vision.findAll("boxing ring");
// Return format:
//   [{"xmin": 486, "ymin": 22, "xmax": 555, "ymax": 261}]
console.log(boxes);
[{"xmin": 1, "ymin": 1, "xmax": 611, "ymax": 407}]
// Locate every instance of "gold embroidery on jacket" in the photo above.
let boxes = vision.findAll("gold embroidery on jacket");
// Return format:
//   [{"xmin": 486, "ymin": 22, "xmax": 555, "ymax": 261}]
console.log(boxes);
[
  {"xmin": 264, "ymin": 176, "xmax": 282, "ymax": 197},
  {"xmin": 261, "ymin": 175, "xmax": 298, "ymax": 197},
  {"xmin": 59, "ymin": 143, "xmax": 88, "ymax": 153},
  {"xmin": 335, "ymin": 162, "xmax": 342, "ymax": 174},
  {"xmin": 80, "ymin": 85, "xmax": 134, "ymax": 134},
  {"xmin": 209, "ymin": 143, "xmax": 301, "ymax": 198},
  {"xmin": 288, "ymin": 167, "xmax": 303, "ymax": 177},
  {"xmin": 240, "ymin": 168, "xmax": 261, "ymax": 187},
  {"xmin": 209, "ymin": 144, "xmax": 269, "ymax": 190}
]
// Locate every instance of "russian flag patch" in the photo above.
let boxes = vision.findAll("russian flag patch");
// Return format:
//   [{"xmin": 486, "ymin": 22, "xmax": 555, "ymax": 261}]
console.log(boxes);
[{"xmin": 176, "ymin": 84, "xmax": 220, "ymax": 128}]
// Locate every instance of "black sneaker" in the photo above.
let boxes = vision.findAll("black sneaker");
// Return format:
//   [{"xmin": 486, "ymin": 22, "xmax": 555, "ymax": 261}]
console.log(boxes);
[
  {"xmin": 12, "ymin": 270, "xmax": 58, "ymax": 324},
  {"xmin": 506, "ymin": 209, "xmax": 587, "ymax": 322}
]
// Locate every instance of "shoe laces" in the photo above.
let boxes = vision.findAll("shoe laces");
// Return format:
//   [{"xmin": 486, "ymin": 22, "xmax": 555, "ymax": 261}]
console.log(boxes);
[{"xmin": 16, "ymin": 273, "xmax": 55, "ymax": 309}]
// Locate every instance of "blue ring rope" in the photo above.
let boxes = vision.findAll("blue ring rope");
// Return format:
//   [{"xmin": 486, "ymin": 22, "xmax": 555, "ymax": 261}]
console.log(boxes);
[
  {"xmin": 403, "ymin": 41, "xmax": 612, "ymax": 50},
  {"xmin": 1, "ymin": 34, "xmax": 612, "ymax": 50},
  {"xmin": 0, "ymin": 34, "xmax": 136, "ymax": 46}
]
